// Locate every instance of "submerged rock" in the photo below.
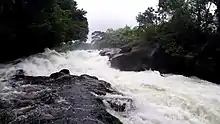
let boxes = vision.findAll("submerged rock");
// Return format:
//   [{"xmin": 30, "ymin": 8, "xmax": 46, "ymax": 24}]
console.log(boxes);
[{"xmin": 0, "ymin": 69, "xmax": 124, "ymax": 124}]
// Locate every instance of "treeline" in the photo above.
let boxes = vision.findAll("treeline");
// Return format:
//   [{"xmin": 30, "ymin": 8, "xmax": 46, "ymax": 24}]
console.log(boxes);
[
  {"xmin": 92, "ymin": 0, "xmax": 220, "ymax": 82},
  {"xmin": 91, "ymin": 26, "xmax": 142, "ymax": 48},
  {"xmin": 93, "ymin": 1, "xmax": 220, "ymax": 50},
  {"xmin": 92, "ymin": 0, "xmax": 220, "ymax": 72},
  {"xmin": 0, "ymin": 0, "xmax": 88, "ymax": 62}
]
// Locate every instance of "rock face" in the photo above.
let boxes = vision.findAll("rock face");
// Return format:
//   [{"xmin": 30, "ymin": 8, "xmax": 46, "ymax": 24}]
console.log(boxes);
[
  {"xmin": 109, "ymin": 44, "xmax": 194, "ymax": 73},
  {"xmin": 0, "ymin": 69, "xmax": 124, "ymax": 124},
  {"xmin": 110, "ymin": 43, "xmax": 162, "ymax": 71},
  {"xmin": 105, "ymin": 43, "xmax": 219, "ymax": 84}
]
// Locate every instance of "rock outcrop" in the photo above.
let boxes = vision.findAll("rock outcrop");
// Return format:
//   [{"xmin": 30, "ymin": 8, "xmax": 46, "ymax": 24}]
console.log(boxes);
[
  {"xmin": 102, "ymin": 43, "xmax": 219, "ymax": 84},
  {"xmin": 0, "ymin": 69, "xmax": 129, "ymax": 124},
  {"xmin": 109, "ymin": 44, "xmax": 195, "ymax": 74},
  {"xmin": 110, "ymin": 43, "xmax": 162, "ymax": 71}
]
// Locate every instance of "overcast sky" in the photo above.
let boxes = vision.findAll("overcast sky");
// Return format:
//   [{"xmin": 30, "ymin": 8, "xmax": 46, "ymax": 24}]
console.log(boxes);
[{"xmin": 76, "ymin": 0, "xmax": 158, "ymax": 33}]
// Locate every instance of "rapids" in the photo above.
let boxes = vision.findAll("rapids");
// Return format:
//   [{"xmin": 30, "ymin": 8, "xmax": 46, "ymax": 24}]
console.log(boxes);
[{"xmin": 0, "ymin": 49, "xmax": 220, "ymax": 124}]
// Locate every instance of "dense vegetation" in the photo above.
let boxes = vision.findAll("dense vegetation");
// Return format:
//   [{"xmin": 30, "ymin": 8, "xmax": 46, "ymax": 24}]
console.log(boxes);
[
  {"xmin": 91, "ymin": 26, "xmax": 143, "ymax": 48},
  {"xmin": 136, "ymin": 0, "xmax": 220, "ymax": 56},
  {"xmin": 0, "ymin": 0, "xmax": 88, "ymax": 62},
  {"xmin": 93, "ymin": 0, "xmax": 220, "ymax": 51},
  {"xmin": 92, "ymin": 0, "xmax": 220, "ymax": 82}
]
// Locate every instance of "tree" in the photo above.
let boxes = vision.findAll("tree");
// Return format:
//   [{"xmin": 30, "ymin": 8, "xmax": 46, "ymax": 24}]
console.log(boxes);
[
  {"xmin": 136, "ymin": 7, "xmax": 158, "ymax": 26},
  {"xmin": 0, "ymin": 0, "xmax": 89, "ymax": 62},
  {"xmin": 92, "ymin": 26, "xmax": 142, "ymax": 48},
  {"xmin": 91, "ymin": 31, "xmax": 106, "ymax": 43}
]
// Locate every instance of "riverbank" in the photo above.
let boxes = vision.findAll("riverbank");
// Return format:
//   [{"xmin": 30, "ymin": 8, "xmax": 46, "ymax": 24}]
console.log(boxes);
[{"xmin": 100, "ymin": 43, "xmax": 220, "ymax": 84}]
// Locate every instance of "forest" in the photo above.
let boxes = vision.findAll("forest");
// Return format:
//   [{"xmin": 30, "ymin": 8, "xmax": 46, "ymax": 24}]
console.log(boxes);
[
  {"xmin": 92, "ymin": 0, "xmax": 220, "ymax": 83},
  {"xmin": 0, "ymin": 0, "xmax": 88, "ymax": 62}
]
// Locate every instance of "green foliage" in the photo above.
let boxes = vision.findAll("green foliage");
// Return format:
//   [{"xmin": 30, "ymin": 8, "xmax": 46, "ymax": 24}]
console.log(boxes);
[
  {"xmin": 135, "ymin": 0, "xmax": 220, "ymax": 56},
  {"xmin": 92, "ymin": 0, "xmax": 220, "ymax": 74},
  {"xmin": 136, "ymin": 7, "xmax": 158, "ymax": 26},
  {"xmin": 92, "ymin": 26, "xmax": 142, "ymax": 48},
  {"xmin": 0, "ymin": 0, "xmax": 88, "ymax": 62}
]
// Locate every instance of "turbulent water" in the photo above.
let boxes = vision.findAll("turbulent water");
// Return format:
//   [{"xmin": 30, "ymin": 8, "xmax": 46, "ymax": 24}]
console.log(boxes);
[{"xmin": 1, "ymin": 49, "xmax": 220, "ymax": 124}]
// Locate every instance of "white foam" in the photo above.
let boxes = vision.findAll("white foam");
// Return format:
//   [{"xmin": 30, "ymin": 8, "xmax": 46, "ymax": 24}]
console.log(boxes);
[{"xmin": 0, "ymin": 49, "xmax": 220, "ymax": 124}]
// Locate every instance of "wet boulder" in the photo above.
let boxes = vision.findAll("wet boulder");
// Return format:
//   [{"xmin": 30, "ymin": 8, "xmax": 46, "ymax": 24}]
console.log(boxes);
[
  {"xmin": 110, "ymin": 43, "xmax": 167, "ymax": 72},
  {"xmin": 49, "ymin": 69, "xmax": 70, "ymax": 79},
  {"xmin": 0, "ymin": 69, "xmax": 126, "ymax": 124},
  {"xmin": 110, "ymin": 46, "xmax": 157, "ymax": 71}
]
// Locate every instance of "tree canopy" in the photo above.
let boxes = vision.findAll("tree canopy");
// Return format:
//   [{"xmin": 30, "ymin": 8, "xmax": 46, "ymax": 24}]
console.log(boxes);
[
  {"xmin": 92, "ymin": 0, "xmax": 220, "ymax": 80},
  {"xmin": 93, "ymin": 0, "xmax": 220, "ymax": 55},
  {"xmin": 91, "ymin": 26, "xmax": 142, "ymax": 48},
  {"xmin": 0, "ymin": 0, "xmax": 88, "ymax": 62}
]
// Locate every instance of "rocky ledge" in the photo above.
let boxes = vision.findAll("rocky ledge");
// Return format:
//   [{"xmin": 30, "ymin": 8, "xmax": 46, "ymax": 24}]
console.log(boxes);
[
  {"xmin": 100, "ymin": 43, "xmax": 220, "ymax": 84},
  {"xmin": 0, "ymin": 69, "xmax": 131, "ymax": 124}
]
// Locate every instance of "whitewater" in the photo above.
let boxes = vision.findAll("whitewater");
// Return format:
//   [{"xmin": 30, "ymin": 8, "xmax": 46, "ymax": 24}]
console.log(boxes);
[{"xmin": 0, "ymin": 49, "xmax": 220, "ymax": 124}]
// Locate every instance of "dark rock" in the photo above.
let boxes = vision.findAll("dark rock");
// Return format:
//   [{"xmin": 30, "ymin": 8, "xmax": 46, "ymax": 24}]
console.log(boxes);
[
  {"xmin": 0, "ymin": 110, "xmax": 12, "ymax": 124},
  {"xmin": 14, "ymin": 69, "xmax": 26, "ymax": 79},
  {"xmin": 37, "ymin": 90, "xmax": 58, "ymax": 104},
  {"xmin": 16, "ymin": 69, "xmax": 25, "ymax": 75},
  {"xmin": 80, "ymin": 74, "xmax": 99, "ymax": 80},
  {"xmin": 119, "ymin": 46, "xmax": 132, "ymax": 53},
  {"xmin": 110, "ymin": 43, "xmax": 192, "ymax": 73},
  {"xmin": 49, "ymin": 72, "xmax": 60, "ymax": 79},
  {"xmin": 99, "ymin": 48, "xmax": 121, "ymax": 59},
  {"xmin": 12, "ymin": 99, "xmax": 34, "ymax": 108},
  {"xmin": 0, "ymin": 70, "xmax": 124, "ymax": 124},
  {"xmin": 110, "ymin": 53, "xmax": 143, "ymax": 71},
  {"xmin": 19, "ymin": 85, "xmax": 46, "ymax": 92},
  {"xmin": 0, "ymin": 99, "xmax": 11, "ymax": 109},
  {"xmin": 49, "ymin": 69, "xmax": 70, "ymax": 79},
  {"xmin": 108, "ymin": 101, "xmax": 126, "ymax": 112},
  {"xmin": 59, "ymin": 69, "xmax": 70, "ymax": 75},
  {"xmin": 110, "ymin": 45, "xmax": 159, "ymax": 71},
  {"xmin": 109, "ymin": 43, "xmax": 220, "ymax": 84},
  {"xmin": 106, "ymin": 97, "xmax": 133, "ymax": 112}
]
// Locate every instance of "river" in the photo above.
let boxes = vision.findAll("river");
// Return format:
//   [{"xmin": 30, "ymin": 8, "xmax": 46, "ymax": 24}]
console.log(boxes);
[{"xmin": 0, "ymin": 49, "xmax": 220, "ymax": 124}]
